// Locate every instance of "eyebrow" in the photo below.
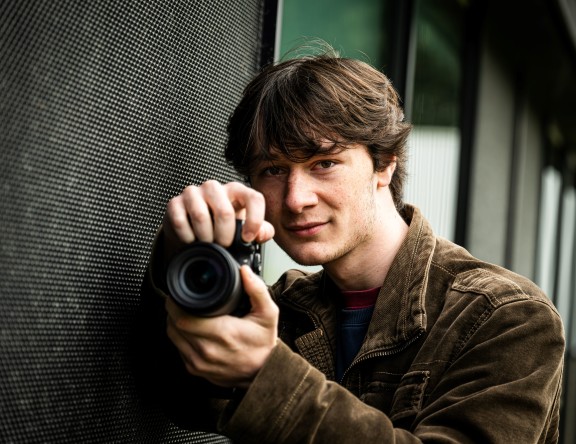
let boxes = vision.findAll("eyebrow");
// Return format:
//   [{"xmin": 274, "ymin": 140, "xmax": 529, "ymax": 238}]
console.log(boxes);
[{"xmin": 251, "ymin": 141, "xmax": 349, "ymax": 164}]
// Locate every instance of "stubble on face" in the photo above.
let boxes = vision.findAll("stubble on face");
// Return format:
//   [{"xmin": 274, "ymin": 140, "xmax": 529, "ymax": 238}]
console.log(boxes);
[{"xmin": 276, "ymin": 166, "xmax": 380, "ymax": 268}]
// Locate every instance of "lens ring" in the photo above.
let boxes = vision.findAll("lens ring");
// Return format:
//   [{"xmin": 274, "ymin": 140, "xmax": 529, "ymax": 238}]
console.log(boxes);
[{"xmin": 166, "ymin": 243, "xmax": 242, "ymax": 315}]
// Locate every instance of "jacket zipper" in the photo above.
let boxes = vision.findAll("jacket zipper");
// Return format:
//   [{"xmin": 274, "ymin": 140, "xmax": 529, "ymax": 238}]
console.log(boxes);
[
  {"xmin": 339, "ymin": 329, "xmax": 425, "ymax": 384},
  {"xmin": 278, "ymin": 287, "xmax": 426, "ymax": 385},
  {"xmin": 278, "ymin": 298, "xmax": 322, "ymax": 329},
  {"xmin": 278, "ymin": 297, "xmax": 336, "ymax": 366}
]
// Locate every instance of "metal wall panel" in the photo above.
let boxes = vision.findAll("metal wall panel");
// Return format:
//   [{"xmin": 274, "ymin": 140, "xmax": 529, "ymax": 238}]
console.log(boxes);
[{"xmin": 0, "ymin": 1, "xmax": 267, "ymax": 442}]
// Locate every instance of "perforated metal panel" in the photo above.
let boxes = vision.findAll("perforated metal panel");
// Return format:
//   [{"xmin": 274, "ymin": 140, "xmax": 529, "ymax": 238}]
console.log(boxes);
[{"xmin": 0, "ymin": 1, "xmax": 270, "ymax": 442}]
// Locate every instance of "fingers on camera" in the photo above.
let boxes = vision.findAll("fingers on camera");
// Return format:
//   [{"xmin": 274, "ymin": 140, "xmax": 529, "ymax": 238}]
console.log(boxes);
[
  {"xmin": 166, "ymin": 181, "xmax": 266, "ymax": 249},
  {"xmin": 165, "ymin": 194, "xmax": 196, "ymax": 244}
]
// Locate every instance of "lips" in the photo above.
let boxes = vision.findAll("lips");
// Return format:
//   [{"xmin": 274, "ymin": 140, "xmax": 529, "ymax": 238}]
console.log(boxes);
[{"xmin": 284, "ymin": 221, "xmax": 327, "ymax": 237}]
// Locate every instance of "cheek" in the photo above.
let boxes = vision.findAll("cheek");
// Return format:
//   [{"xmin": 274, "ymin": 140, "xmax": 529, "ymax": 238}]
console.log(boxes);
[
  {"xmin": 262, "ymin": 192, "xmax": 280, "ymax": 221},
  {"xmin": 330, "ymin": 182, "xmax": 359, "ymax": 204},
  {"xmin": 336, "ymin": 179, "xmax": 375, "ymax": 211}
]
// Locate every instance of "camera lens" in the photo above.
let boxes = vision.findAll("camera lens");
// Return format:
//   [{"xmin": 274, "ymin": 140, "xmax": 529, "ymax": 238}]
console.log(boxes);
[
  {"xmin": 182, "ymin": 258, "xmax": 221, "ymax": 296},
  {"xmin": 166, "ymin": 242, "xmax": 242, "ymax": 316}
]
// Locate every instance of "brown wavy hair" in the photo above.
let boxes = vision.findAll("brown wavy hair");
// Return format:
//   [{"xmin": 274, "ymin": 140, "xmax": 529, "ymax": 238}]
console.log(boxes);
[{"xmin": 225, "ymin": 49, "xmax": 411, "ymax": 210}]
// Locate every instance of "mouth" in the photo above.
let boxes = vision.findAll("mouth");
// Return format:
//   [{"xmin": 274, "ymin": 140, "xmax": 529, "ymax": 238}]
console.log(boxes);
[{"xmin": 284, "ymin": 221, "xmax": 327, "ymax": 237}]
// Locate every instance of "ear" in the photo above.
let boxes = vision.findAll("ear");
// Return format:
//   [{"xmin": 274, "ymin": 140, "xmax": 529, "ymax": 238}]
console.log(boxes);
[{"xmin": 376, "ymin": 156, "xmax": 397, "ymax": 188}]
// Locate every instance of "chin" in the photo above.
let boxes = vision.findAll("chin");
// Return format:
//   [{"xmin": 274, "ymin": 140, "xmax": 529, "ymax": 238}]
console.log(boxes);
[
  {"xmin": 289, "ymin": 256, "xmax": 324, "ymax": 267},
  {"xmin": 282, "ymin": 246, "xmax": 330, "ymax": 267}
]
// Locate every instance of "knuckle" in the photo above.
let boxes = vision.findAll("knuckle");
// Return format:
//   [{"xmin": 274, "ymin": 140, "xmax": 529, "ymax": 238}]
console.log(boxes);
[
  {"xmin": 203, "ymin": 179, "xmax": 221, "ymax": 191},
  {"xmin": 252, "ymin": 190, "xmax": 265, "ymax": 203},
  {"xmin": 217, "ymin": 326, "xmax": 236, "ymax": 347},
  {"xmin": 188, "ymin": 208, "xmax": 212, "ymax": 226},
  {"xmin": 269, "ymin": 302, "xmax": 280, "ymax": 318},
  {"xmin": 224, "ymin": 181, "xmax": 242, "ymax": 192},
  {"xmin": 165, "ymin": 323, "xmax": 177, "ymax": 342},
  {"xmin": 246, "ymin": 191, "xmax": 266, "ymax": 216},
  {"xmin": 168, "ymin": 211, "xmax": 188, "ymax": 232},
  {"xmin": 180, "ymin": 184, "xmax": 199, "ymax": 198},
  {"xmin": 197, "ymin": 342, "xmax": 218, "ymax": 363},
  {"xmin": 184, "ymin": 360, "xmax": 201, "ymax": 375},
  {"xmin": 213, "ymin": 205, "xmax": 235, "ymax": 220},
  {"xmin": 188, "ymin": 207, "xmax": 211, "ymax": 225},
  {"xmin": 165, "ymin": 195, "xmax": 182, "ymax": 215},
  {"xmin": 165, "ymin": 195, "xmax": 190, "ymax": 231},
  {"xmin": 173, "ymin": 316, "xmax": 189, "ymax": 332}
]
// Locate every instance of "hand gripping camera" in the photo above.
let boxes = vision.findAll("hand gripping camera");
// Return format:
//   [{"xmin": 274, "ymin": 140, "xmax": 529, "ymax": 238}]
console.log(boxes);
[{"xmin": 166, "ymin": 220, "xmax": 262, "ymax": 317}]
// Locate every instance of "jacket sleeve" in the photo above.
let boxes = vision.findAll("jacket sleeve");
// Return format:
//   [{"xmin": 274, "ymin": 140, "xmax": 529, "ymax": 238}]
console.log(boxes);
[
  {"xmin": 131, "ymin": 228, "xmax": 235, "ymax": 433},
  {"xmin": 219, "ymin": 341, "xmax": 420, "ymax": 443},
  {"xmin": 218, "ymin": 298, "xmax": 565, "ymax": 444}
]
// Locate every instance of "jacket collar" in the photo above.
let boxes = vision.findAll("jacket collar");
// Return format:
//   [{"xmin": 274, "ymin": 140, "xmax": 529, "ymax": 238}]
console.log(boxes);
[
  {"xmin": 276, "ymin": 204, "xmax": 436, "ymax": 353},
  {"xmin": 361, "ymin": 205, "xmax": 435, "ymax": 353}
]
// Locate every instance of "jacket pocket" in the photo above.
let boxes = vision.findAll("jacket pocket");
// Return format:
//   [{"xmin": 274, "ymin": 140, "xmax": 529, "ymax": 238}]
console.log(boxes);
[
  {"xmin": 389, "ymin": 370, "xmax": 430, "ymax": 422},
  {"xmin": 359, "ymin": 372, "xmax": 403, "ymax": 414}
]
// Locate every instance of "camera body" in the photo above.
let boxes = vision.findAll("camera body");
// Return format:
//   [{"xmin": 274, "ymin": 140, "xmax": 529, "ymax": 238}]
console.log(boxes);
[{"xmin": 166, "ymin": 220, "xmax": 261, "ymax": 317}]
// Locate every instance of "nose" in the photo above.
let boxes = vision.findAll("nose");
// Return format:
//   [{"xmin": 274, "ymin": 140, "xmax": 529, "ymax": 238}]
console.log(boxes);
[{"xmin": 283, "ymin": 170, "xmax": 318, "ymax": 214}]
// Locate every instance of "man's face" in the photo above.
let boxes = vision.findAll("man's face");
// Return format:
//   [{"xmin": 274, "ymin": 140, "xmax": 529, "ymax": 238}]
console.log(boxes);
[{"xmin": 250, "ymin": 143, "xmax": 386, "ymax": 267}]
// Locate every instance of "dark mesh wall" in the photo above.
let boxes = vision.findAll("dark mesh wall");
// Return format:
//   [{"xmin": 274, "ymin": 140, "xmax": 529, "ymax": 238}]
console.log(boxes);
[{"xmin": 0, "ymin": 1, "xmax": 270, "ymax": 442}]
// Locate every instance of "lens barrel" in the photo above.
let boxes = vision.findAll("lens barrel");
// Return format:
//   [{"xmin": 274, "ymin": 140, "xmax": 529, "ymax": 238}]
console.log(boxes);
[{"xmin": 166, "ymin": 242, "xmax": 243, "ymax": 316}]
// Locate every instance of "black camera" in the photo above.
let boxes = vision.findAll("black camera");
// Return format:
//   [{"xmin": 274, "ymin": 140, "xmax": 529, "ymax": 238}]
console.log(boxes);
[{"xmin": 166, "ymin": 220, "xmax": 261, "ymax": 317}]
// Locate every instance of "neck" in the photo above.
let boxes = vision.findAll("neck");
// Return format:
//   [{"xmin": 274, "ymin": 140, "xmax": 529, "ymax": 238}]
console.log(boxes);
[{"xmin": 324, "ymin": 201, "xmax": 408, "ymax": 291}]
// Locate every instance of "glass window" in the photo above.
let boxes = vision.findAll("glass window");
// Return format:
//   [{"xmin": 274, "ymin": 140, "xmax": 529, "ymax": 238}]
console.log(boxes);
[
  {"xmin": 557, "ymin": 185, "xmax": 575, "ymax": 325},
  {"xmin": 279, "ymin": 0, "xmax": 391, "ymax": 66},
  {"xmin": 534, "ymin": 166, "xmax": 562, "ymax": 298},
  {"xmin": 403, "ymin": 0, "xmax": 467, "ymax": 240}
]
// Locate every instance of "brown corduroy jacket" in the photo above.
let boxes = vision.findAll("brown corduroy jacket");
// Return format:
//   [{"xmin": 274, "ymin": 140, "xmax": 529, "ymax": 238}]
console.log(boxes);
[{"xmin": 145, "ymin": 205, "xmax": 565, "ymax": 443}]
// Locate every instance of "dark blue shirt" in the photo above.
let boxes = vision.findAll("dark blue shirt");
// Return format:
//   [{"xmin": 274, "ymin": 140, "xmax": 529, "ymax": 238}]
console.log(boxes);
[{"xmin": 336, "ymin": 287, "xmax": 380, "ymax": 381}]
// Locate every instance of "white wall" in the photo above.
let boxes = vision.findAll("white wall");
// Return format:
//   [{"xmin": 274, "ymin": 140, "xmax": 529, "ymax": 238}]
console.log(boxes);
[
  {"xmin": 467, "ymin": 48, "xmax": 515, "ymax": 266},
  {"xmin": 404, "ymin": 126, "xmax": 460, "ymax": 240}
]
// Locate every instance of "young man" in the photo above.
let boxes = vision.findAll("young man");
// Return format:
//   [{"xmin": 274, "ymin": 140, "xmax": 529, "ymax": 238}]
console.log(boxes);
[{"xmin": 147, "ymin": 51, "xmax": 565, "ymax": 442}]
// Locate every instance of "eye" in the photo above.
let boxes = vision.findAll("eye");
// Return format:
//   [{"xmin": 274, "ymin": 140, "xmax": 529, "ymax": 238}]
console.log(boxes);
[
  {"xmin": 261, "ymin": 165, "xmax": 284, "ymax": 176},
  {"xmin": 314, "ymin": 160, "xmax": 336, "ymax": 170}
]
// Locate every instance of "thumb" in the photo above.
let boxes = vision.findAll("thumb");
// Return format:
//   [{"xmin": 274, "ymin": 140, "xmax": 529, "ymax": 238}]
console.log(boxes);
[{"xmin": 240, "ymin": 265, "xmax": 278, "ymax": 321}]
